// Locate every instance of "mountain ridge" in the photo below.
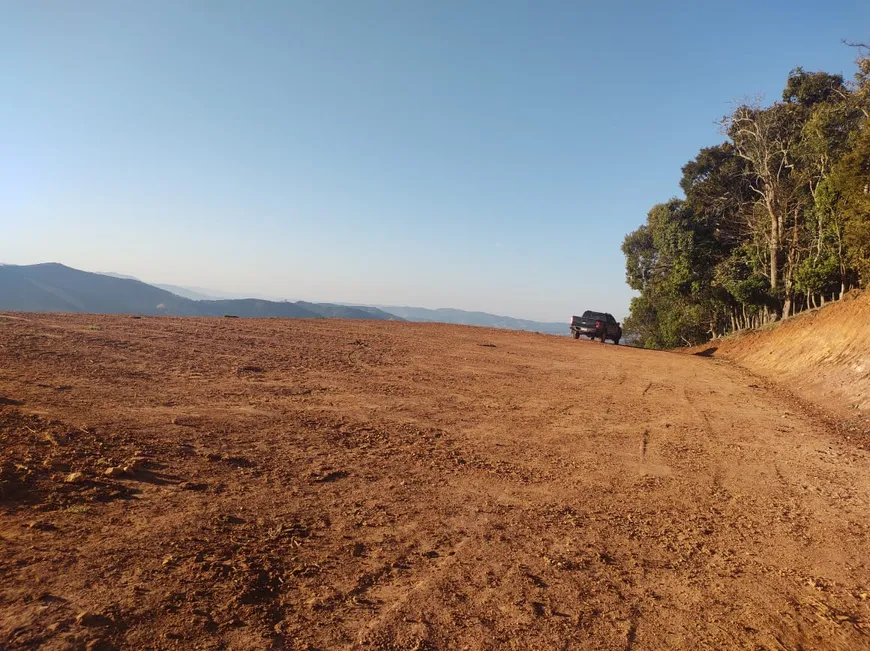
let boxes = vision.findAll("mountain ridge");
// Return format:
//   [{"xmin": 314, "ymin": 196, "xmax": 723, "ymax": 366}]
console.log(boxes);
[
  {"xmin": 0, "ymin": 264, "xmax": 388, "ymax": 321},
  {"xmin": 101, "ymin": 273, "xmax": 568, "ymax": 333},
  {"xmin": 1, "ymin": 263, "xmax": 568, "ymax": 333},
  {"xmin": 375, "ymin": 305, "xmax": 567, "ymax": 335}
]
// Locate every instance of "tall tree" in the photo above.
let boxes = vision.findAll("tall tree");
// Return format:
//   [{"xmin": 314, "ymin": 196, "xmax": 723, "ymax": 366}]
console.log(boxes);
[
  {"xmin": 623, "ymin": 51, "xmax": 869, "ymax": 348},
  {"xmin": 724, "ymin": 101, "xmax": 803, "ymax": 315},
  {"xmin": 828, "ymin": 126, "xmax": 870, "ymax": 284}
]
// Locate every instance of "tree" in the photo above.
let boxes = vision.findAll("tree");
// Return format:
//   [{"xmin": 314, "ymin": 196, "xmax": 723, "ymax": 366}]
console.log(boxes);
[
  {"xmin": 621, "ymin": 200, "xmax": 724, "ymax": 345},
  {"xmin": 724, "ymin": 101, "xmax": 803, "ymax": 314},
  {"xmin": 828, "ymin": 126, "xmax": 870, "ymax": 284},
  {"xmin": 623, "ymin": 51, "xmax": 868, "ymax": 348},
  {"xmin": 783, "ymin": 67, "xmax": 846, "ymax": 107},
  {"xmin": 622, "ymin": 225, "xmax": 656, "ymax": 292}
]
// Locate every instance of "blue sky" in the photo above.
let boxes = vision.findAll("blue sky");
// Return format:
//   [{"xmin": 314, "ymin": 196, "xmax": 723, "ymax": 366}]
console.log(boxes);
[{"xmin": 2, "ymin": 1, "xmax": 867, "ymax": 321}]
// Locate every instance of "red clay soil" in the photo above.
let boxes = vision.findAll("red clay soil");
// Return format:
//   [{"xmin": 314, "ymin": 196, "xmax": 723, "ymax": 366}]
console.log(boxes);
[
  {"xmin": 1, "ymin": 312, "xmax": 869, "ymax": 650},
  {"xmin": 693, "ymin": 290, "xmax": 870, "ymax": 419}
]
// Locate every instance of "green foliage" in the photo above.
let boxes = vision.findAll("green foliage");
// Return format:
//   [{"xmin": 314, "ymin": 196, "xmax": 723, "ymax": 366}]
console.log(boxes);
[
  {"xmin": 794, "ymin": 254, "xmax": 840, "ymax": 296},
  {"xmin": 621, "ymin": 199, "xmax": 724, "ymax": 346},
  {"xmin": 783, "ymin": 67, "xmax": 845, "ymax": 107},
  {"xmin": 623, "ymin": 293, "xmax": 710, "ymax": 349},
  {"xmin": 622, "ymin": 225, "xmax": 655, "ymax": 291},
  {"xmin": 623, "ymin": 52, "xmax": 869, "ymax": 348},
  {"xmin": 713, "ymin": 251, "xmax": 770, "ymax": 307},
  {"xmin": 829, "ymin": 127, "xmax": 870, "ymax": 281}
]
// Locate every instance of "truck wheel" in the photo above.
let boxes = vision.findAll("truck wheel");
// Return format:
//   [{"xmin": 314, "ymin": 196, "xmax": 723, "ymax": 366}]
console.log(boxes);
[
  {"xmin": 613, "ymin": 337, "xmax": 620, "ymax": 345},
  {"xmin": 572, "ymin": 331, "xmax": 580, "ymax": 340}
]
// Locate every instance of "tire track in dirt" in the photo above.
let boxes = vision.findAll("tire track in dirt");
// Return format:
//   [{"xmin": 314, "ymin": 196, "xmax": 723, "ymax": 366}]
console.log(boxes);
[{"xmin": 356, "ymin": 535, "xmax": 473, "ymax": 645}]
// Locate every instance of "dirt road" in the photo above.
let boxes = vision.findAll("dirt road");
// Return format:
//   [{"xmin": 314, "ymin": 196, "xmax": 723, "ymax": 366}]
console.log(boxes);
[{"xmin": 1, "ymin": 313, "xmax": 869, "ymax": 649}]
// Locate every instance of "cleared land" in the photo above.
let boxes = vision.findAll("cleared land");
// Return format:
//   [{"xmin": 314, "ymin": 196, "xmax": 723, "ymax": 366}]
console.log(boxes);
[{"xmin": 1, "ymin": 313, "xmax": 869, "ymax": 650}]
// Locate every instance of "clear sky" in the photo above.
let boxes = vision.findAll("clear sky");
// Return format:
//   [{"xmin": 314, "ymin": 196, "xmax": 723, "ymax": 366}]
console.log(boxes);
[{"xmin": 2, "ymin": 1, "xmax": 868, "ymax": 321}]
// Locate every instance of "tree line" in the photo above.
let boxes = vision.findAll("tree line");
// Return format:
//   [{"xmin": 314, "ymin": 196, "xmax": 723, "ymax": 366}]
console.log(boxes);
[{"xmin": 622, "ymin": 45, "xmax": 870, "ymax": 348}]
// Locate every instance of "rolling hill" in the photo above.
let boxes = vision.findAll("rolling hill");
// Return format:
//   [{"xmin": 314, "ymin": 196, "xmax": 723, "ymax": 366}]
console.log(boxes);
[
  {"xmin": 0, "ymin": 264, "xmax": 395, "ymax": 320},
  {"xmin": 151, "ymin": 284, "xmax": 222, "ymax": 301},
  {"xmin": 0, "ymin": 263, "xmax": 199, "ymax": 316},
  {"xmin": 295, "ymin": 301, "xmax": 403, "ymax": 321},
  {"xmin": 91, "ymin": 273, "xmax": 566, "ymax": 332},
  {"xmin": 1, "ymin": 263, "xmax": 568, "ymax": 331}
]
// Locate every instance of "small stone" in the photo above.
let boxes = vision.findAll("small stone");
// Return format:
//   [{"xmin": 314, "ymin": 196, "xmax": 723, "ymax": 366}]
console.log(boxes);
[
  {"xmin": 121, "ymin": 466, "xmax": 135, "ymax": 475},
  {"xmin": 860, "ymin": 592, "xmax": 869, "ymax": 601},
  {"xmin": 306, "ymin": 597, "xmax": 325, "ymax": 610},
  {"xmin": 76, "ymin": 611, "xmax": 112, "ymax": 627},
  {"xmin": 104, "ymin": 467, "xmax": 126, "ymax": 478},
  {"xmin": 126, "ymin": 457, "xmax": 148, "ymax": 470},
  {"xmin": 85, "ymin": 639, "xmax": 114, "ymax": 651},
  {"xmin": 352, "ymin": 542, "xmax": 365, "ymax": 557},
  {"xmin": 64, "ymin": 472, "xmax": 85, "ymax": 484}
]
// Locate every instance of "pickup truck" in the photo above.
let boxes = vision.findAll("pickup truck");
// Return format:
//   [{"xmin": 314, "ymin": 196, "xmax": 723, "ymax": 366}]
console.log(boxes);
[{"xmin": 570, "ymin": 311, "xmax": 622, "ymax": 344}]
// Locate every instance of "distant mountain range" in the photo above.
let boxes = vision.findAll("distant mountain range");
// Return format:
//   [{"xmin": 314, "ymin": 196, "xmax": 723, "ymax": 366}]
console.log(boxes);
[
  {"xmin": 0, "ymin": 263, "xmax": 569, "ymax": 334},
  {"xmin": 97, "ymin": 273, "xmax": 280, "ymax": 301},
  {"xmin": 0, "ymin": 264, "xmax": 400, "ymax": 321},
  {"xmin": 151, "ymin": 284, "xmax": 221, "ymax": 301},
  {"xmin": 375, "ymin": 305, "xmax": 567, "ymax": 335}
]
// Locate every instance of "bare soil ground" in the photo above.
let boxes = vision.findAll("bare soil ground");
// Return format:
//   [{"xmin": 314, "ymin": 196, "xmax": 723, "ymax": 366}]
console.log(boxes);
[
  {"xmin": 695, "ymin": 289, "xmax": 870, "ymax": 419},
  {"xmin": 1, "ymin": 313, "xmax": 869, "ymax": 650}
]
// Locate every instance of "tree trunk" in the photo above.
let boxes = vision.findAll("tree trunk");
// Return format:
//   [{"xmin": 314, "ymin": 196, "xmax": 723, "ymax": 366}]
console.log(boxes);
[
  {"xmin": 770, "ymin": 212, "xmax": 779, "ymax": 292},
  {"xmin": 781, "ymin": 205, "xmax": 800, "ymax": 320}
]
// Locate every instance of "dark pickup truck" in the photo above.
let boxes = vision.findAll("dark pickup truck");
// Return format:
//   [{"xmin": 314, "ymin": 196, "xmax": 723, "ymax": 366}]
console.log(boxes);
[{"xmin": 570, "ymin": 311, "xmax": 622, "ymax": 344}]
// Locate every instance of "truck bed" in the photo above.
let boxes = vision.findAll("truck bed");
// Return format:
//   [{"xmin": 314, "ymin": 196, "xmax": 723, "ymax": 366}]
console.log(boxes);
[{"xmin": 571, "ymin": 315, "xmax": 602, "ymax": 328}]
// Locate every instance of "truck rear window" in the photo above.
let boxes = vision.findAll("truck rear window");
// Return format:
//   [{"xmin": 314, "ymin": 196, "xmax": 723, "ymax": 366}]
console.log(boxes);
[{"xmin": 582, "ymin": 311, "xmax": 607, "ymax": 320}]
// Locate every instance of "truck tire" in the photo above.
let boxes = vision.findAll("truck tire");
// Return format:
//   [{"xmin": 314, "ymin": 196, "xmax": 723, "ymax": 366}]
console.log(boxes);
[
  {"xmin": 613, "ymin": 336, "xmax": 620, "ymax": 345},
  {"xmin": 572, "ymin": 331, "xmax": 580, "ymax": 340}
]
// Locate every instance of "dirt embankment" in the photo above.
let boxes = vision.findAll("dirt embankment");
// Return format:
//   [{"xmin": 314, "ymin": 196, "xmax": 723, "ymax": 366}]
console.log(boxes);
[
  {"xmin": 1, "ymin": 313, "xmax": 869, "ymax": 649},
  {"xmin": 695, "ymin": 291, "xmax": 870, "ymax": 417}
]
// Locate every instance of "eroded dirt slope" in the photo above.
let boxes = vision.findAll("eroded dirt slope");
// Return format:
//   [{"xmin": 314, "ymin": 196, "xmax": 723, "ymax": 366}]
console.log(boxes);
[
  {"xmin": 699, "ymin": 291, "xmax": 870, "ymax": 417},
  {"xmin": 1, "ymin": 313, "xmax": 869, "ymax": 649}
]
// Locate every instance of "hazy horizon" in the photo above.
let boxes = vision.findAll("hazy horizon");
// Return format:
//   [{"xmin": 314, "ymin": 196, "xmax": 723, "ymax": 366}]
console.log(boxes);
[
  {"xmin": 4, "ymin": 1, "xmax": 867, "ymax": 322},
  {"xmin": 2, "ymin": 259, "xmax": 572, "ymax": 323}
]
